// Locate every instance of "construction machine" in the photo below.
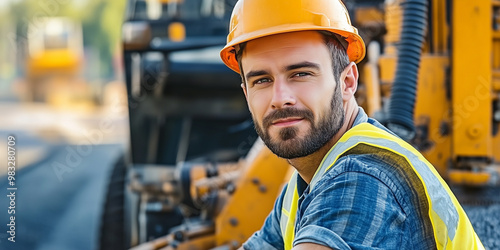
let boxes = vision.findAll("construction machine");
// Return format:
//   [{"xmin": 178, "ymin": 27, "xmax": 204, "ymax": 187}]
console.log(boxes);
[
  {"xmin": 98, "ymin": 0, "xmax": 500, "ymax": 249},
  {"xmin": 24, "ymin": 17, "xmax": 87, "ymax": 103}
]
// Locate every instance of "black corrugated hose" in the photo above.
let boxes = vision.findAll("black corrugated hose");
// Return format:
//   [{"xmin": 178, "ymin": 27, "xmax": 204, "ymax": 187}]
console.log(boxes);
[{"xmin": 386, "ymin": 0, "xmax": 428, "ymax": 141}]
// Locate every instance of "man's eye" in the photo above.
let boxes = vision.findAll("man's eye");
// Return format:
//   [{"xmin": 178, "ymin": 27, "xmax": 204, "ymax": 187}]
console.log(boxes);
[
  {"xmin": 254, "ymin": 78, "xmax": 271, "ymax": 85},
  {"xmin": 294, "ymin": 72, "xmax": 311, "ymax": 77}
]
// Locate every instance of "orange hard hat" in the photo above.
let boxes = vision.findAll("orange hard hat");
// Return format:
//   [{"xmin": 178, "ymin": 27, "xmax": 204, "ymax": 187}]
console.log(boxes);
[{"xmin": 220, "ymin": 0, "xmax": 366, "ymax": 73}]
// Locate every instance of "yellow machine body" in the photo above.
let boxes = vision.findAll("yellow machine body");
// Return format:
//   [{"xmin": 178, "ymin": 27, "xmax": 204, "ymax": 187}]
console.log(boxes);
[
  {"xmin": 27, "ymin": 49, "xmax": 80, "ymax": 76},
  {"xmin": 366, "ymin": 0, "xmax": 500, "ymax": 186}
]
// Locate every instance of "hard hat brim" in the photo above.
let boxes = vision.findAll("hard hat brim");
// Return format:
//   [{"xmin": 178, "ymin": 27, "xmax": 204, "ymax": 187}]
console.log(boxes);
[{"xmin": 220, "ymin": 25, "xmax": 366, "ymax": 74}]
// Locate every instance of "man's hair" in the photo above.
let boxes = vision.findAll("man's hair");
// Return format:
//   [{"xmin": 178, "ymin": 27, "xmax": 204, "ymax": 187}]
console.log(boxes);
[{"xmin": 235, "ymin": 31, "xmax": 351, "ymax": 86}]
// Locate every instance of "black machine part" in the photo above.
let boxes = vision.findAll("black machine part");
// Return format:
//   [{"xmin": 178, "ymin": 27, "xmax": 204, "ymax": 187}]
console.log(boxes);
[{"xmin": 386, "ymin": 0, "xmax": 428, "ymax": 141}]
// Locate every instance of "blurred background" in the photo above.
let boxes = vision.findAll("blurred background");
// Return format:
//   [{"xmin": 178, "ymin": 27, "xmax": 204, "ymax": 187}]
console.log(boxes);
[
  {"xmin": 0, "ymin": 0, "xmax": 129, "ymax": 249},
  {"xmin": 0, "ymin": 0, "xmax": 500, "ymax": 249}
]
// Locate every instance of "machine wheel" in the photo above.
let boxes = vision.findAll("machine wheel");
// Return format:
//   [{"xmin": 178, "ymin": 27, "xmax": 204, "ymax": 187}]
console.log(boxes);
[{"xmin": 98, "ymin": 155, "xmax": 127, "ymax": 250}]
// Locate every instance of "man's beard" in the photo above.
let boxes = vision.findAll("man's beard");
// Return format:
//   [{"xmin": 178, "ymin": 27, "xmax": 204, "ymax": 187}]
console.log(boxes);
[{"xmin": 253, "ymin": 83, "xmax": 345, "ymax": 159}]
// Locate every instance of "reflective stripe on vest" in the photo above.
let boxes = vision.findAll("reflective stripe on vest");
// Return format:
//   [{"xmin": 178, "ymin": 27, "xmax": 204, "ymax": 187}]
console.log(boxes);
[{"xmin": 279, "ymin": 123, "xmax": 484, "ymax": 250}]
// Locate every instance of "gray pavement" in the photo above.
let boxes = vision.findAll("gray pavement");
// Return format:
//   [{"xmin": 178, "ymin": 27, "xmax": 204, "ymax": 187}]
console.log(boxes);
[
  {"xmin": 0, "ymin": 143, "xmax": 124, "ymax": 250},
  {"xmin": 0, "ymin": 101, "xmax": 129, "ymax": 250}
]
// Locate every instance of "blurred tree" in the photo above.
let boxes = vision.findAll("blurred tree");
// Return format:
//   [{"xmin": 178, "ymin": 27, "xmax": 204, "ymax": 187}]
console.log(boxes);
[
  {"xmin": 80, "ymin": 0, "xmax": 126, "ymax": 79},
  {"xmin": 0, "ymin": 3, "xmax": 17, "ymax": 87}
]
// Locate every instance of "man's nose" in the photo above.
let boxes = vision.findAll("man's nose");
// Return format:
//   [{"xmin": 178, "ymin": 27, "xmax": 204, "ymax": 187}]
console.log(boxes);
[{"xmin": 270, "ymin": 79, "xmax": 296, "ymax": 109}]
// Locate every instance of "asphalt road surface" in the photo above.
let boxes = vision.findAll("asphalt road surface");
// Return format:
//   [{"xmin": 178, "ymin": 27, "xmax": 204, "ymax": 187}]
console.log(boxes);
[
  {"xmin": 0, "ymin": 101, "xmax": 128, "ymax": 250},
  {"xmin": 0, "ymin": 142, "xmax": 124, "ymax": 250}
]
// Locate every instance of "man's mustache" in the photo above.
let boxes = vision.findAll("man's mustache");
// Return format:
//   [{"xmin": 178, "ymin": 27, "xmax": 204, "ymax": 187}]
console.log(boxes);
[{"xmin": 262, "ymin": 108, "xmax": 315, "ymax": 129}]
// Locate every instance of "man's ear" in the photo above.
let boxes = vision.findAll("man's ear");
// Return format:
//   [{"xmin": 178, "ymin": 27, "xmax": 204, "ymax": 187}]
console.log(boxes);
[
  {"xmin": 341, "ymin": 62, "xmax": 359, "ymax": 101},
  {"xmin": 241, "ymin": 82, "xmax": 248, "ymax": 99},
  {"xmin": 241, "ymin": 82, "xmax": 253, "ymax": 113}
]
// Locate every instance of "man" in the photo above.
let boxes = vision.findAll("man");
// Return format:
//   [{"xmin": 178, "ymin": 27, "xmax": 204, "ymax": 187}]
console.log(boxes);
[{"xmin": 220, "ymin": 0, "xmax": 484, "ymax": 249}]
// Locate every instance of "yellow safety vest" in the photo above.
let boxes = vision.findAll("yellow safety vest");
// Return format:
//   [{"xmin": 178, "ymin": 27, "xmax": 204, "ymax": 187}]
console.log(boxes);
[{"xmin": 279, "ymin": 123, "xmax": 484, "ymax": 250}]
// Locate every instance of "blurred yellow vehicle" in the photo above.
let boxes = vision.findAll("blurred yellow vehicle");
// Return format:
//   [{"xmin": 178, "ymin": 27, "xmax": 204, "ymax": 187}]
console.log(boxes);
[{"xmin": 25, "ymin": 17, "xmax": 85, "ymax": 103}]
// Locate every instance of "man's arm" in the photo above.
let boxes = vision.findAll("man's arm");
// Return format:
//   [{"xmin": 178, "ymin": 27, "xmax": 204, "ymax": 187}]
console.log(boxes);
[{"xmin": 293, "ymin": 243, "xmax": 333, "ymax": 250}]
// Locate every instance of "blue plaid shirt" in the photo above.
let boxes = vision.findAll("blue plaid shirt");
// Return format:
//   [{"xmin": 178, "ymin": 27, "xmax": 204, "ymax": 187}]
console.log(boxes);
[{"xmin": 243, "ymin": 108, "xmax": 437, "ymax": 249}]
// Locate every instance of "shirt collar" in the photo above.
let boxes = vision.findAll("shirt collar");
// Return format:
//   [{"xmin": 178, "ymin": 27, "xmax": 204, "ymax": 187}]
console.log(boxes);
[{"xmin": 352, "ymin": 107, "xmax": 369, "ymax": 127}]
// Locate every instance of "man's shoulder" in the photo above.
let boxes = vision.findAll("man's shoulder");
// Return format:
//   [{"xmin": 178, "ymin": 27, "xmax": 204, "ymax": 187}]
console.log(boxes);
[
  {"xmin": 311, "ymin": 154, "xmax": 397, "ymax": 195},
  {"xmin": 315, "ymin": 154, "xmax": 411, "ymax": 206},
  {"xmin": 323, "ymin": 153, "xmax": 397, "ymax": 182}
]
